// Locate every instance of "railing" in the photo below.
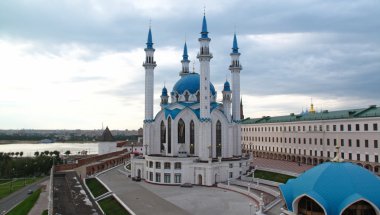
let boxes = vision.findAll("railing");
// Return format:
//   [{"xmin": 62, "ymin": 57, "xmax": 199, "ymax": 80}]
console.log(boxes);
[
  {"xmin": 48, "ymin": 166, "xmax": 54, "ymax": 215},
  {"xmin": 231, "ymin": 180, "xmax": 280, "ymax": 197}
]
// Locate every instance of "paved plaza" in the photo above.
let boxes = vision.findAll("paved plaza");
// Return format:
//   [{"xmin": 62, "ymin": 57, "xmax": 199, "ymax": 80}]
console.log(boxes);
[
  {"xmin": 252, "ymin": 157, "xmax": 313, "ymax": 174},
  {"xmin": 98, "ymin": 166, "xmax": 256, "ymax": 215}
]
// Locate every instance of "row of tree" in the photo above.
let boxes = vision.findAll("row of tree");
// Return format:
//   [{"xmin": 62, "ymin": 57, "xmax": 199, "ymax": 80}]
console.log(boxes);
[{"xmin": 0, "ymin": 151, "xmax": 63, "ymax": 179}]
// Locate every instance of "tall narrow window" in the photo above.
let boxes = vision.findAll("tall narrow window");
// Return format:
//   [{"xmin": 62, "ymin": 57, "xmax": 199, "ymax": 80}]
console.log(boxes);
[
  {"xmin": 168, "ymin": 117, "xmax": 172, "ymax": 153},
  {"xmin": 160, "ymin": 121, "xmax": 166, "ymax": 152},
  {"xmin": 216, "ymin": 121, "xmax": 222, "ymax": 157},
  {"xmin": 178, "ymin": 119, "xmax": 185, "ymax": 143},
  {"xmin": 190, "ymin": 120, "xmax": 195, "ymax": 154}
]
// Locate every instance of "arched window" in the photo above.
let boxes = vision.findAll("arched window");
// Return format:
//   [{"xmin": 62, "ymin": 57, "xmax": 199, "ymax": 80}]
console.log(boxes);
[
  {"xmin": 342, "ymin": 200, "xmax": 376, "ymax": 215},
  {"xmin": 160, "ymin": 121, "xmax": 166, "ymax": 152},
  {"xmin": 196, "ymin": 92, "xmax": 200, "ymax": 102},
  {"xmin": 168, "ymin": 117, "xmax": 172, "ymax": 154},
  {"xmin": 190, "ymin": 120, "xmax": 195, "ymax": 154},
  {"xmin": 216, "ymin": 120, "xmax": 222, "ymax": 157},
  {"xmin": 298, "ymin": 196, "xmax": 324, "ymax": 215},
  {"xmin": 184, "ymin": 92, "xmax": 189, "ymax": 101},
  {"xmin": 178, "ymin": 119, "xmax": 185, "ymax": 143}
]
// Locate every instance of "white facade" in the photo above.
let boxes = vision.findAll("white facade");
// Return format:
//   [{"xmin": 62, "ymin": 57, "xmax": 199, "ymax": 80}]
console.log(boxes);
[
  {"xmin": 131, "ymin": 15, "xmax": 249, "ymax": 186},
  {"xmin": 241, "ymin": 107, "xmax": 380, "ymax": 175}
]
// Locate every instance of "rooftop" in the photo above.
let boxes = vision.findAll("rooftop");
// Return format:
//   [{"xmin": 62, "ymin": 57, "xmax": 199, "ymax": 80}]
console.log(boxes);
[{"xmin": 242, "ymin": 105, "xmax": 380, "ymax": 124}]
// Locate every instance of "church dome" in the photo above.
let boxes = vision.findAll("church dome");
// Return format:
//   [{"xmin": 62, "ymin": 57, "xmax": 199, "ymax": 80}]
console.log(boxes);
[
  {"xmin": 280, "ymin": 162, "xmax": 380, "ymax": 214},
  {"xmin": 172, "ymin": 73, "xmax": 216, "ymax": 96}
]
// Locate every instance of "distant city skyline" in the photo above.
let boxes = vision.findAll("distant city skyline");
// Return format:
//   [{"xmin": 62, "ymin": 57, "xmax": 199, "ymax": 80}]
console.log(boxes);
[{"xmin": 1, "ymin": 0, "xmax": 379, "ymax": 130}]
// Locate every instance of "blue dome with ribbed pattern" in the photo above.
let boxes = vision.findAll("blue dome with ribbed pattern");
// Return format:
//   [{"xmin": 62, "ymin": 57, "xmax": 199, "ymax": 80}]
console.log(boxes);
[
  {"xmin": 280, "ymin": 162, "xmax": 380, "ymax": 215},
  {"xmin": 172, "ymin": 73, "xmax": 216, "ymax": 96}
]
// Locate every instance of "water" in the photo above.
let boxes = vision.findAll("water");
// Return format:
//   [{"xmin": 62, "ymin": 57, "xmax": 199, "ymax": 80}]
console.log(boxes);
[{"xmin": 0, "ymin": 142, "xmax": 99, "ymax": 157}]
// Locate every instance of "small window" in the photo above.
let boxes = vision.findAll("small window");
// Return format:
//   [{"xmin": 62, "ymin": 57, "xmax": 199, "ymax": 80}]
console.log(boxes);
[
  {"xmin": 156, "ymin": 173, "xmax": 161, "ymax": 182},
  {"xmin": 229, "ymin": 163, "xmax": 233, "ymax": 168},
  {"xmin": 149, "ymin": 161, "xmax": 153, "ymax": 168},
  {"xmin": 326, "ymin": 125, "xmax": 330, "ymax": 131},
  {"xmin": 149, "ymin": 172, "xmax": 153, "ymax": 181},
  {"xmin": 364, "ymin": 124, "xmax": 368, "ymax": 131},
  {"xmin": 356, "ymin": 139, "xmax": 360, "ymax": 147},
  {"xmin": 374, "ymin": 140, "xmax": 378, "ymax": 148},
  {"xmin": 341, "ymin": 139, "xmax": 344, "ymax": 147},
  {"xmin": 374, "ymin": 123, "xmax": 378, "ymax": 131},
  {"xmin": 356, "ymin": 124, "xmax": 360, "ymax": 131},
  {"xmin": 156, "ymin": 162, "xmax": 161, "ymax": 169},
  {"xmin": 340, "ymin": 124, "xmax": 344, "ymax": 131},
  {"xmin": 164, "ymin": 173, "xmax": 171, "ymax": 183},
  {"xmin": 164, "ymin": 162, "xmax": 171, "ymax": 169},
  {"xmin": 174, "ymin": 162, "xmax": 181, "ymax": 169},
  {"xmin": 348, "ymin": 139, "xmax": 352, "ymax": 147},
  {"xmin": 229, "ymin": 172, "xmax": 233, "ymax": 178},
  {"xmin": 357, "ymin": 154, "xmax": 360, "ymax": 161},
  {"xmin": 334, "ymin": 139, "xmax": 337, "ymax": 146},
  {"xmin": 348, "ymin": 124, "xmax": 352, "ymax": 131},
  {"xmin": 349, "ymin": 153, "xmax": 352, "ymax": 160},
  {"xmin": 365, "ymin": 140, "xmax": 369, "ymax": 148},
  {"xmin": 333, "ymin": 125, "xmax": 337, "ymax": 131},
  {"xmin": 365, "ymin": 154, "xmax": 369, "ymax": 162},
  {"xmin": 174, "ymin": 174, "xmax": 181, "ymax": 183}
]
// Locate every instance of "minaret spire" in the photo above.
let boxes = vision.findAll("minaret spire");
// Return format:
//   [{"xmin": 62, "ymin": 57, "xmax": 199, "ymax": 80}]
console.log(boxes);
[{"xmin": 180, "ymin": 42, "xmax": 190, "ymax": 76}]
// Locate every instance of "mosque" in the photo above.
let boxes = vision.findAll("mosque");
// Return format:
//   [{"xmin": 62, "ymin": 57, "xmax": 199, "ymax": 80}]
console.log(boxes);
[{"xmin": 130, "ymin": 14, "xmax": 250, "ymax": 186}]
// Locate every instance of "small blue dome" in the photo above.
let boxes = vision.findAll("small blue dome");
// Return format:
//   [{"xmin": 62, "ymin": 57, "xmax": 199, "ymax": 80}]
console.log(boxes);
[
  {"xmin": 280, "ymin": 162, "xmax": 380, "ymax": 215},
  {"xmin": 172, "ymin": 73, "xmax": 216, "ymax": 96},
  {"xmin": 223, "ymin": 81, "xmax": 231, "ymax": 91},
  {"xmin": 162, "ymin": 86, "xmax": 168, "ymax": 96}
]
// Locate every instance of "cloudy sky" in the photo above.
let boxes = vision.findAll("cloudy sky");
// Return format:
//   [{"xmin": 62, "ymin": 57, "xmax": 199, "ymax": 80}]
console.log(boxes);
[{"xmin": 1, "ymin": 0, "xmax": 379, "ymax": 130}]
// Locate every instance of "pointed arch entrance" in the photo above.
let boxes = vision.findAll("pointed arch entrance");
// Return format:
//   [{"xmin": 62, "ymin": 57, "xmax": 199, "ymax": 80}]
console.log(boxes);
[{"xmin": 198, "ymin": 174, "xmax": 203, "ymax": 185}]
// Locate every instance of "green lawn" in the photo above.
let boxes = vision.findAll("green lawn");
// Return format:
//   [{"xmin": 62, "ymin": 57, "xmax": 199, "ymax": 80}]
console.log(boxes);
[
  {"xmin": 98, "ymin": 196, "xmax": 131, "ymax": 215},
  {"xmin": 0, "ymin": 179, "xmax": 12, "ymax": 184},
  {"xmin": 85, "ymin": 178, "xmax": 108, "ymax": 198},
  {"xmin": 252, "ymin": 170, "xmax": 295, "ymax": 183},
  {"xmin": 6, "ymin": 188, "xmax": 41, "ymax": 215},
  {"xmin": 41, "ymin": 209, "xmax": 48, "ymax": 215},
  {"xmin": 0, "ymin": 178, "xmax": 40, "ymax": 200}
]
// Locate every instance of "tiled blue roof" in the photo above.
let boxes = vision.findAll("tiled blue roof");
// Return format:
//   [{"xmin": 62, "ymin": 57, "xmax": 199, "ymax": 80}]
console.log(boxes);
[
  {"xmin": 163, "ymin": 102, "xmax": 220, "ymax": 120},
  {"xmin": 172, "ymin": 73, "xmax": 216, "ymax": 96},
  {"xmin": 201, "ymin": 15, "xmax": 209, "ymax": 39},
  {"xmin": 183, "ymin": 42, "xmax": 189, "ymax": 61},
  {"xmin": 279, "ymin": 162, "xmax": 380, "ymax": 214},
  {"xmin": 232, "ymin": 33, "xmax": 239, "ymax": 54},
  {"xmin": 161, "ymin": 86, "xmax": 168, "ymax": 96},
  {"xmin": 223, "ymin": 80, "xmax": 231, "ymax": 92},
  {"xmin": 146, "ymin": 28, "xmax": 153, "ymax": 49}
]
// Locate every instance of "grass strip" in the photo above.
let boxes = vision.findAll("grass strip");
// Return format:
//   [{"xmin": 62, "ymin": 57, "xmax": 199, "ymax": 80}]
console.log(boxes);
[
  {"xmin": 253, "ymin": 170, "xmax": 295, "ymax": 183},
  {"xmin": 0, "ymin": 178, "xmax": 39, "ymax": 200},
  {"xmin": 85, "ymin": 178, "xmax": 108, "ymax": 198},
  {"xmin": 98, "ymin": 196, "xmax": 131, "ymax": 215},
  {"xmin": 6, "ymin": 188, "xmax": 41, "ymax": 215}
]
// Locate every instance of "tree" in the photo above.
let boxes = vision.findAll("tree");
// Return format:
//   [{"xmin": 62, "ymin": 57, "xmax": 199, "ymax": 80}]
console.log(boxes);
[
  {"xmin": 15, "ymin": 152, "xmax": 20, "ymax": 157},
  {"xmin": 53, "ymin": 151, "xmax": 60, "ymax": 157},
  {"xmin": 20, "ymin": 152, "xmax": 23, "ymax": 157},
  {"xmin": 44, "ymin": 151, "xmax": 49, "ymax": 156},
  {"xmin": 34, "ymin": 151, "xmax": 39, "ymax": 157},
  {"xmin": 49, "ymin": 151, "xmax": 54, "ymax": 156},
  {"xmin": 10, "ymin": 152, "xmax": 14, "ymax": 157},
  {"xmin": 64, "ymin": 150, "xmax": 71, "ymax": 156}
]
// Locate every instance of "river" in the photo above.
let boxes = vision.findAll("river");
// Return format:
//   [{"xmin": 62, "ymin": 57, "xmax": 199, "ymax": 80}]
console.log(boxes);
[{"xmin": 0, "ymin": 142, "xmax": 99, "ymax": 156}]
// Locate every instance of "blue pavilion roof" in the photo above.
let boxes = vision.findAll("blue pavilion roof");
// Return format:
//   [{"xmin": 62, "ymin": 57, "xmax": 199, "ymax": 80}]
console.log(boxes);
[
  {"xmin": 172, "ymin": 73, "xmax": 216, "ymax": 96},
  {"xmin": 223, "ymin": 80, "xmax": 231, "ymax": 91},
  {"xmin": 279, "ymin": 162, "xmax": 380, "ymax": 214},
  {"xmin": 201, "ymin": 15, "xmax": 209, "ymax": 39},
  {"xmin": 232, "ymin": 33, "xmax": 239, "ymax": 54},
  {"xmin": 183, "ymin": 42, "xmax": 189, "ymax": 61},
  {"xmin": 146, "ymin": 28, "xmax": 153, "ymax": 49}
]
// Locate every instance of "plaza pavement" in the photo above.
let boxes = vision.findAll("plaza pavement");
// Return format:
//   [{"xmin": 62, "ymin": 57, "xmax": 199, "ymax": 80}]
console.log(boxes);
[
  {"xmin": 98, "ymin": 166, "xmax": 256, "ymax": 215},
  {"xmin": 252, "ymin": 157, "xmax": 313, "ymax": 174}
]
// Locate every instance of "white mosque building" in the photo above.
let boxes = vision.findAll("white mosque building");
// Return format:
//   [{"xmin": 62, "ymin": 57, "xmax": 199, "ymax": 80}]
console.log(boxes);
[{"xmin": 131, "ymin": 15, "xmax": 250, "ymax": 186}]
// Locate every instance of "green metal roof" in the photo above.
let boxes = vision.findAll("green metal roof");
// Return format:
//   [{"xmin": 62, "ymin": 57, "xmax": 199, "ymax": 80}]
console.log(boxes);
[{"xmin": 241, "ymin": 105, "xmax": 380, "ymax": 124}]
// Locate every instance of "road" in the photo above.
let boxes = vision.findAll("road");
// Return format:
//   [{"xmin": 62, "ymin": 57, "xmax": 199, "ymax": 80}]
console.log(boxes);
[{"xmin": 0, "ymin": 177, "xmax": 48, "ymax": 214}]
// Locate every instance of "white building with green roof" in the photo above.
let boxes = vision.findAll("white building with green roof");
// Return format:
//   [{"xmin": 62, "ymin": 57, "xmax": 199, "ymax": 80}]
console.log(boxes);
[{"xmin": 241, "ymin": 104, "xmax": 380, "ymax": 175}]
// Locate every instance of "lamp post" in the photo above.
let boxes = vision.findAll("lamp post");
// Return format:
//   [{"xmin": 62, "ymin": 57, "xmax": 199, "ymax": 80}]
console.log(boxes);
[
  {"xmin": 249, "ymin": 203, "xmax": 252, "ymax": 215},
  {"xmin": 131, "ymin": 142, "xmax": 134, "ymax": 153}
]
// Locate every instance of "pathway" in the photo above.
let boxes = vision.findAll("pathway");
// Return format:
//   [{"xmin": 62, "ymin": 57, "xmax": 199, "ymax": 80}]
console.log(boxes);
[{"xmin": 252, "ymin": 157, "xmax": 313, "ymax": 174}]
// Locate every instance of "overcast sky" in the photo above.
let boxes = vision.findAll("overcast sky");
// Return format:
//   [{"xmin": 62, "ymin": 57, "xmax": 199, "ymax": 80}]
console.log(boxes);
[{"xmin": 1, "ymin": 0, "xmax": 379, "ymax": 130}]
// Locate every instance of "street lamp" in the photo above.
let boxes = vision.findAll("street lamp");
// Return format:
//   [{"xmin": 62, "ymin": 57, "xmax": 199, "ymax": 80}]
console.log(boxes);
[
  {"xmin": 249, "ymin": 203, "xmax": 252, "ymax": 215},
  {"xmin": 144, "ymin": 144, "xmax": 148, "ymax": 156}
]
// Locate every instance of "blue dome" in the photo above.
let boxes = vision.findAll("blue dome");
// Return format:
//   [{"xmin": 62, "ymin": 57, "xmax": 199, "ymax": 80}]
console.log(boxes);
[
  {"xmin": 172, "ymin": 73, "xmax": 216, "ymax": 96},
  {"xmin": 280, "ymin": 162, "xmax": 380, "ymax": 215},
  {"xmin": 162, "ymin": 86, "xmax": 168, "ymax": 96},
  {"xmin": 223, "ymin": 81, "xmax": 231, "ymax": 91}
]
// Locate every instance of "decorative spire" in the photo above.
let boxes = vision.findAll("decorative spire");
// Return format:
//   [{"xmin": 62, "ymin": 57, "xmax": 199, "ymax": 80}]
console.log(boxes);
[
  {"xmin": 201, "ymin": 15, "xmax": 209, "ymax": 39},
  {"xmin": 232, "ymin": 33, "xmax": 239, "ymax": 54},
  {"xmin": 146, "ymin": 27, "xmax": 153, "ymax": 49},
  {"xmin": 183, "ymin": 42, "xmax": 189, "ymax": 61},
  {"xmin": 331, "ymin": 146, "xmax": 344, "ymax": 162}
]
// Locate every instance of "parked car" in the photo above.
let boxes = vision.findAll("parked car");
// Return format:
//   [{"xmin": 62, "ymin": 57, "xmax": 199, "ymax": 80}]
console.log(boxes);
[
  {"xmin": 132, "ymin": 176, "xmax": 141, "ymax": 182},
  {"xmin": 180, "ymin": 183, "xmax": 193, "ymax": 188},
  {"xmin": 27, "ymin": 189, "xmax": 33, "ymax": 194}
]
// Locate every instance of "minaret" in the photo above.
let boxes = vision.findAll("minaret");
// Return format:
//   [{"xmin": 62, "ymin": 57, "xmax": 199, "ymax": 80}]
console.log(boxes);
[
  {"xmin": 222, "ymin": 80, "xmax": 232, "ymax": 122},
  {"xmin": 197, "ymin": 14, "xmax": 213, "ymax": 160},
  {"xmin": 160, "ymin": 86, "xmax": 168, "ymax": 109},
  {"xmin": 143, "ymin": 27, "xmax": 157, "ymax": 155},
  {"xmin": 230, "ymin": 33, "xmax": 242, "ymax": 122},
  {"xmin": 179, "ymin": 42, "xmax": 190, "ymax": 76},
  {"xmin": 229, "ymin": 33, "xmax": 242, "ymax": 157}
]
